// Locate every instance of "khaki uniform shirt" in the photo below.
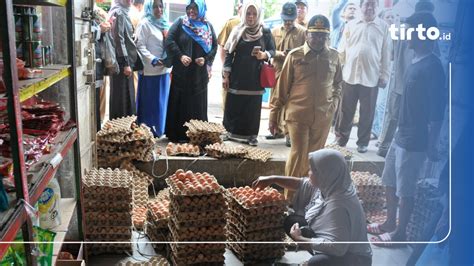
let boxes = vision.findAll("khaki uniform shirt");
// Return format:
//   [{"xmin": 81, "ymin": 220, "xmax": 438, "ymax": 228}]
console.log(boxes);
[
  {"xmin": 298, "ymin": 19, "xmax": 308, "ymax": 28},
  {"xmin": 338, "ymin": 17, "xmax": 391, "ymax": 88},
  {"xmin": 270, "ymin": 43, "xmax": 343, "ymax": 125},
  {"xmin": 271, "ymin": 24, "xmax": 306, "ymax": 79},
  {"xmin": 217, "ymin": 17, "xmax": 241, "ymax": 47}
]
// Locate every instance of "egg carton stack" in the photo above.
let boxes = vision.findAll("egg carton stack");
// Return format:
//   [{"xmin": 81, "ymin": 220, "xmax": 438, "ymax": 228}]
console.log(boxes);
[
  {"xmin": 226, "ymin": 187, "xmax": 287, "ymax": 264},
  {"xmin": 205, "ymin": 143, "xmax": 273, "ymax": 162},
  {"xmin": 146, "ymin": 189, "xmax": 171, "ymax": 252},
  {"xmin": 165, "ymin": 142, "xmax": 200, "ymax": 157},
  {"xmin": 166, "ymin": 169, "xmax": 227, "ymax": 265},
  {"xmin": 407, "ymin": 182, "xmax": 442, "ymax": 241},
  {"xmin": 243, "ymin": 147, "xmax": 273, "ymax": 162},
  {"xmin": 121, "ymin": 161, "xmax": 152, "ymax": 230},
  {"xmin": 97, "ymin": 116, "xmax": 159, "ymax": 168},
  {"xmin": 117, "ymin": 255, "xmax": 170, "ymax": 266},
  {"xmin": 83, "ymin": 168, "xmax": 133, "ymax": 255},
  {"xmin": 184, "ymin": 120, "xmax": 226, "ymax": 146},
  {"xmin": 325, "ymin": 143, "xmax": 353, "ymax": 160},
  {"xmin": 351, "ymin": 171, "xmax": 385, "ymax": 213}
]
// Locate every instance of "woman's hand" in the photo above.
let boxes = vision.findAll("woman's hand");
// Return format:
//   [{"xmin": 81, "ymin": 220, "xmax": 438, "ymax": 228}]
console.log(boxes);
[
  {"xmin": 123, "ymin": 66, "xmax": 132, "ymax": 77},
  {"xmin": 180, "ymin": 55, "xmax": 192, "ymax": 67},
  {"xmin": 252, "ymin": 176, "xmax": 275, "ymax": 190},
  {"xmin": 99, "ymin": 21, "xmax": 111, "ymax": 33},
  {"xmin": 255, "ymin": 51, "xmax": 269, "ymax": 61},
  {"xmin": 195, "ymin": 57, "xmax": 205, "ymax": 66},
  {"xmin": 290, "ymin": 223, "xmax": 303, "ymax": 241},
  {"xmin": 268, "ymin": 121, "xmax": 278, "ymax": 136},
  {"xmin": 222, "ymin": 76, "xmax": 230, "ymax": 90}
]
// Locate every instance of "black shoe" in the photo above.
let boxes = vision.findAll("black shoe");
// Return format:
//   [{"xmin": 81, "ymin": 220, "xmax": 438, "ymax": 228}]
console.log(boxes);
[
  {"xmin": 357, "ymin": 145, "xmax": 368, "ymax": 153},
  {"xmin": 285, "ymin": 136, "xmax": 291, "ymax": 147},
  {"xmin": 222, "ymin": 134, "xmax": 229, "ymax": 141},
  {"xmin": 376, "ymin": 149, "xmax": 387, "ymax": 158},
  {"xmin": 265, "ymin": 133, "xmax": 284, "ymax": 140},
  {"xmin": 248, "ymin": 138, "xmax": 258, "ymax": 146}
]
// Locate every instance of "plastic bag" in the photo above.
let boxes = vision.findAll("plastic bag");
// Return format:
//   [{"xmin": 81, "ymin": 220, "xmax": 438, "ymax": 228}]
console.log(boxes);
[
  {"xmin": 38, "ymin": 178, "xmax": 61, "ymax": 229},
  {"xmin": 101, "ymin": 31, "xmax": 119, "ymax": 75}
]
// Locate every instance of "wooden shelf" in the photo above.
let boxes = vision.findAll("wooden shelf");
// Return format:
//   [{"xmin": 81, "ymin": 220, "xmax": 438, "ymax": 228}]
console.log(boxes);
[
  {"xmin": 19, "ymin": 65, "xmax": 71, "ymax": 102},
  {"xmin": 12, "ymin": 0, "xmax": 67, "ymax": 7},
  {"xmin": 28, "ymin": 128, "xmax": 77, "ymax": 205}
]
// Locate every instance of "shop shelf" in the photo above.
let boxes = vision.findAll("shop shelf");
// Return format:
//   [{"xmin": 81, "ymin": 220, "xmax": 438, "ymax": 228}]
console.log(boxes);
[
  {"xmin": 19, "ymin": 65, "xmax": 71, "ymax": 102},
  {"xmin": 0, "ymin": 206, "xmax": 26, "ymax": 258},
  {"xmin": 12, "ymin": 0, "xmax": 67, "ymax": 7}
]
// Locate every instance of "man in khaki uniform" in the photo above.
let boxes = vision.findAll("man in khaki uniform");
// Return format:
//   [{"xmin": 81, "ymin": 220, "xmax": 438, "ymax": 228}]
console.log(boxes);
[
  {"xmin": 270, "ymin": 15, "xmax": 342, "ymax": 181},
  {"xmin": 295, "ymin": 0, "xmax": 309, "ymax": 28},
  {"xmin": 217, "ymin": 2, "xmax": 242, "ymax": 111},
  {"xmin": 267, "ymin": 2, "xmax": 306, "ymax": 140}
]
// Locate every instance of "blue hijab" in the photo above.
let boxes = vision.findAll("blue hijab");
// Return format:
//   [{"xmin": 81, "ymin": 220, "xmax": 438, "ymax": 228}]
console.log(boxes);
[
  {"xmin": 181, "ymin": 0, "xmax": 213, "ymax": 53},
  {"xmin": 143, "ymin": 0, "xmax": 170, "ymax": 31}
]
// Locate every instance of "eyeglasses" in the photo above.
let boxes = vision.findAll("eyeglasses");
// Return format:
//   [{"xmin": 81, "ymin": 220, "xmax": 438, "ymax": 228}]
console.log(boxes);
[{"xmin": 308, "ymin": 32, "xmax": 329, "ymax": 39}]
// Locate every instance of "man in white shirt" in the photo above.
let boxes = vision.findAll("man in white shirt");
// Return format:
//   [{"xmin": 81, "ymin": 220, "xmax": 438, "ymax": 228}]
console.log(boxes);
[{"xmin": 335, "ymin": 0, "xmax": 391, "ymax": 153}]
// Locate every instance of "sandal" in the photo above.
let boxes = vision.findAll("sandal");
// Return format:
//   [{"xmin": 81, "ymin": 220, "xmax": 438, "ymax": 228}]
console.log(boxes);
[{"xmin": 367, "ymin": 223, "xmax": 386, "ymax": 235}]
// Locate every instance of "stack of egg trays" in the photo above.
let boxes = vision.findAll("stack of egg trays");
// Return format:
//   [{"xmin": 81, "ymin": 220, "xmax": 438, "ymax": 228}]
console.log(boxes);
[
  {"xmin": 82, "ymin": 168, "xmax": 133, "ymax": 255},
  {"xmin": 184, "ymin": 119, "xmax": 226, "ymax": 146},
  {"xmin": 225, "ymin": 192, "xmax": 287, "ymax": 264},
  {"xmin": 167, "ymin": 177, "xmax": 227, "ymax": 265},
  {"xmin": 146, "ymin": 198, "xmax": 171, "ymax": 252},
  {"xmin": 351, "ymin": 171, "xmax": 385, "ymax": 212}
]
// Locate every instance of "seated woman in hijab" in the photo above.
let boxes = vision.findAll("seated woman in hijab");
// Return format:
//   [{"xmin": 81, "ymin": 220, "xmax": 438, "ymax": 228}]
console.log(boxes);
[{"xmin": 253, "ymin": 149, "xmax": 372, "ymax": 266}]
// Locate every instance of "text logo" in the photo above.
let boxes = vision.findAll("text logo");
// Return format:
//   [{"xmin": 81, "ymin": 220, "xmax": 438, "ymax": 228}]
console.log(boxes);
[{"xmin": 389, "ymin": 24, "xmax": 451, "ymax": 41}]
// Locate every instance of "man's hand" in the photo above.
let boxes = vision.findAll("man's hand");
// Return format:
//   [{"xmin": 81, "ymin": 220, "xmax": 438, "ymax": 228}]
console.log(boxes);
[
  {"xmin": 378, "ymin": 78, "xmax": 388, "ymax": 88},
  {"xmin": 255, "ymin": 51, "xmax": 269, "ymax": 61},
  {"xmin": 290, "ymin": 223, "xmax": 303, "ymax": 241},
  {"xmin": 252, "ymin": 176, "xmax": 275, "ymax": 190},
  {"xmin": 195, "ymin": 57, "xmax": 205, "ymax": 66},
  {"xmin": 123, "ymin": 66, "xmax": 132, "ymax": 77},
  {"xmin": 269, "ymin": 121, "xmax": 278, "ymax": 136},
  {"xmin": 180, "ymin": 55, "xmax": 192, "ymax": 67}
]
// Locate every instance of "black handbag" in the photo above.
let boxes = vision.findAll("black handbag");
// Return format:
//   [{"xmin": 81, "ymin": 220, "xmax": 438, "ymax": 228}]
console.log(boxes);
[{"xmin": 133, "ymin": 54, "xmax": 144, "ymax": 71}]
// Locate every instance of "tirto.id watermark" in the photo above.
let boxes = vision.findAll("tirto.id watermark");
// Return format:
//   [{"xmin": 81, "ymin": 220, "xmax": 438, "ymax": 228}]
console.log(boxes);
[{"xmin": 389, "ymin": 24, "xmax": 451, "ymax": 41}]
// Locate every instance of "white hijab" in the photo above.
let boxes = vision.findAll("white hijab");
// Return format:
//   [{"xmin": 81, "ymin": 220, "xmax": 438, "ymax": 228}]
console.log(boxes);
[{"xmin": 224, "ymin": 2, "xmax": 263, "ymax": 53}]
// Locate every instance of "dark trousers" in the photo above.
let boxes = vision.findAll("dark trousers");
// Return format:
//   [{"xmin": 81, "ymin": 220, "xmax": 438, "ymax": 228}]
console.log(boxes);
[
  {"xmin": 378, "ymin": 90, "xmax": 402, "ymax": 153},
  {"xmin": 336, "ymin": 82, "xmax": 378, "ymax": 147}
]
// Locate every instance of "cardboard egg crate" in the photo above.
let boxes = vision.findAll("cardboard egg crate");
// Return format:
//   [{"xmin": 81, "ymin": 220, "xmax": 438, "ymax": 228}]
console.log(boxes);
[
  {"xmin": 84, "ymin": 201, "xmax": 132, "ymax": 213},
  {"xmin": 147, "ymin": 198, "xmax": 170, "ymax": 229},
  {"xmin": 145, "ymin": 225, "xmax": 170, "ymax": 252},
  {"xmin": 121, "ymin": 161, "xmax": 153, "ymax": 207},
  {"xmin": 204, "ymin": 143, "xmax": 247, "ymax": 159},
  {"xmin": 86, "ymin": 243, "xmax": 132, "ymax": 256},
  {"xmin": 169, "ymin": 208, "xmax": 227, "ymax": 223},
  {"xmin": 170, "ymin": 243, "xmax": 226, "ymax": 257},
  {"xmin": 170, "ymin": 216, "xmax": 226, "ymax": 230},
  {"xmin": 156, "ymin": 188, "xmax": 170, "ymax": 201},
  {"xmin": 83, "ymin": 168, "xmax": 133, "ymax": 189},
  {"xmin": 168, "ymin": 219, "xmax": 226, "ymax": 241},
  {"xmin": 171, "ymin": 253, "xmax": 225, "ymax": 266},
  {"xmin": 227, "ymin": 207, "xmax": 285, "ymax": 226},
  {"xmin": 226, "ymin": 211, "xmax": 284, "ymax": 232},
  {"xmin": 226, "ymin": 223, "xmax": 286, "ymax": 242},
  {"xmin": 116, "ymin": 255, "xmax": 170, "ymax": 266},
  {"xmin": 97, "ymin": 115, "xmax": 137, "ymax": 137},
  {"xmin": 166, "ymin": 170, "xmax": 224, "ymax": 197},
  {"xmin": 132, "ymin": 206, "xmax": 148, "ymax": 230},
  {"xmin": 325, "ymin": 143, "xmax": 353, "ymax": 160},
  {"xmin": 165, "ymin": 142, "xmax": 201, "ymax": 157},
  {"xmin": 184, "ymin": 120, "xmax": 226, "ymax": 146},
  {"xmin": 242, "ymin": 146, "xmax": 273, "ymax": 162},
  {"xmin": 85, "ymin": 212, "xmax": 132, "ymax": 227},
  {"xmin": 226, "ymin": 187, "xmax": 288, "ymax": 210},
  {"xmin": 351, "ymin": 171, "xmax": 385, "ymax": 212}
]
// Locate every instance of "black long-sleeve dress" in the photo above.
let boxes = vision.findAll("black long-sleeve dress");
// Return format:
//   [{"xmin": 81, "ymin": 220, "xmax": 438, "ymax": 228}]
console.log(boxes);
[
  {"xmin": 223, "ymin": 28, "xmax": 275, "ymax": 140},
  {"xmin": 164, "ymin": 18, "xmax": 217, "ymax": 142}
]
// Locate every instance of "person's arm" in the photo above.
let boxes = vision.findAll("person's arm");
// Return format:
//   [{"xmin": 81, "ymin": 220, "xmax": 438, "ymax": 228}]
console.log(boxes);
[
  {"xmin": 204, "ymin": 23, "xmax": 218, "ymax": 66},
  {"xmin": 264, "ymin": 29, "xmax": 276, "ymax": 59},
  {"xmin": 165, "ymin": 18, "xmax": 185, "ymax": 62},
  {"xmin": 113, "ymin": 12, "xmax": 130, "ymax": 67},
  {"xmin": 290, "ymin": 208, "xmax": 351, "ymax": 256},
  {"xmin": 136, "ymin": 23, "xmax": 156, "ymax": 66},
  {"xmin": 252, "ymin": 175, "xmax": 303, "ymax": 191},
  {"xmin": 331, "ymin": 54, "xmax": 343, "ymax": 107},
  {"xmin": 331, "ymin": 0, "xmax": 348, "ymax": 32},
  {"xmin": 337, "ymin": 23, "xmax": 348, "ymax": 65},
  {"xmin": 427, "ymin": 64, "xmax": 447, "ymax": 160},
  {"xmin": 379, "ymin": 26, "xmax": 392, "ymax": 88},
  {"xmin": 222, "ymin": 49, "xmax": 235, "ymax": 90},
  {"xmin": 269, "ymin": 52, "xmax": 294, "ymax": 134}
]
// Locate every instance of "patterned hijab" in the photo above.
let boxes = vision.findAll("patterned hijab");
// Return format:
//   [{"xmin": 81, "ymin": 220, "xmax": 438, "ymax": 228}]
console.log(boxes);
[
  {"xmin": 224, "ymin": 2, "xmax": 263, "ymax": 53},
  {"xmin": 143, "ymin": 0, "xmax": 170, "ymax": 31},
  {"xmin": 181, "ymin": 0, "xmax": 213, "ymax": 54}
]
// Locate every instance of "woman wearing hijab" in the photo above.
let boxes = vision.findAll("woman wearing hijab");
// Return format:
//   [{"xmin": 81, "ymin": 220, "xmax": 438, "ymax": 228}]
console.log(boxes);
[
  {"xmin": 253, "ymin": 149, "xmax": 372, "ymax": 266},
  {"xmin": 135, "ymin": 0, "xmax": 170, "ymax": 137},
  {"xmin": 222, "ymin": 2, "xmax": 276, "ymax": 146},
  {"xmin": 109, "ymin": 0, "xmax": 139, "ymax": 119},
  {"xmin": 164, "ymin": 0, "xmax": 217, "ymax": 142}
]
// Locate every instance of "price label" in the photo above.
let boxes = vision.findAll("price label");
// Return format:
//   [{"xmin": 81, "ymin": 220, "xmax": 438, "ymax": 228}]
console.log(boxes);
[{"xmin": 50, "ymin": 153, "xmax": 63, "ymax": 169}]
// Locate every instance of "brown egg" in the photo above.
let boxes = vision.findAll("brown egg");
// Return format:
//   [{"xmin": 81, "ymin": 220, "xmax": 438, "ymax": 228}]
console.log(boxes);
[{"xmin": 185, "ymin": 171, "xmax": 194, "ymax": 179}]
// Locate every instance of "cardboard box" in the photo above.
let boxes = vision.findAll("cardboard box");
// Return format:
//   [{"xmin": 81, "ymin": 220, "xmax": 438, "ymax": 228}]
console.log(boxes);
[{"xmin": 56, "ymin": 243, "xmax": 85, "ymax": 266}]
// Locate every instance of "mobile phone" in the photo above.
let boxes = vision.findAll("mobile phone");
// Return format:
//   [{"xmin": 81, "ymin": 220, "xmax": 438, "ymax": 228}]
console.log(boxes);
[{"xmin": 251, "ymin": 46, "xmax": 261, "ymax": 56}]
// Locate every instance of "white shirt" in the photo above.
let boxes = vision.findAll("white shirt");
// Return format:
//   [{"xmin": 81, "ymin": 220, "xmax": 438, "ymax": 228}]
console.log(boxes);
[
  {"xmin": 135, "ymin": 19, "xmax": 170, "ymax": 76},
  {"xmin": 338, "ymin": 17, "xmax": 392, "ymax": 88}
]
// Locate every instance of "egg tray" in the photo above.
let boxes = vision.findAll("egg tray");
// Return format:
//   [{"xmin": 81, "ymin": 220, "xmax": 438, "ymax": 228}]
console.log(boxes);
[
  {"xmin": 165, "ymin": 142, "xmax": 201, "ymax": 157},
  {"xmin": 85, "ymin": 225, "xmax": 132, "ymax": 235},
  {"xmin": 169, "ymin": 200, "xmax": 227, "ymax": 215},
  {"xmin": 184, "ymin": 120, "xmax": 226, "ymax": 135},
  {"xmin": 83, "ymin": 168, "xmax": 133, "ymax": 188},
  {"xmin": 226, "ymin": 224, "xmax": 286, "ymax": 242},
  {"xmin": 226, "ymin": 212, "xmax": 284, "ymax": 232},
  {"xmin": 133, "ymin": 207, "xmax": 148, "ymax": 230},
  {"xmin": 170, "ymin": 243, "xmax": 225, "ymax": 257},
  {"xmin": 227, "ymin": 208, "xmax": 285, "ymax": 226},
  {"xmin": 204, "ymin": 143, "xmax": 248, "ymax": 159},
  {"xmin": 147, "ymin": 199, "xmax": 170, "ymax": 224},
  {"xmin": 227, "ymin": 203, "xmax": 286, "ymax": 219},
  {"xmin": 97, "ymin": 116, "xmax": 137, "ymax": 137},
  {"xmin": 351, "ymin": 172, "xmax": 383, "ymax": 186},
  {"xmin": 325, "ymin": 144, "xmax": 353, "ymax": 160},
  {"xmin": 156, "ymin": 188, "xmax": 170, "ymax": 201},
  {"xmin": 98, "ymin": 148, "xmax": 155, "ymax": 163},
  {"xmin": 171, "ymin": 254, "xmax": 225, "ymax": 266},
  {"xmin": 169, "ymin": 219, "xmax": 226, "ymax": 239},
  {"xmin": 226, "ymin": 193, "xmax": 287, "ymax": 213},
  {"xmin": 170, "ymin": 216, "xmax": 226, "ymax": 230},
  {"xmin": 83, "ymin": 190, "xmax": 133, "ymax": 202},
  {"xmin": 242, "ymin": 146, "xmax": 273, "ymax": 162},
  {"xmin": 85, "ymin": 212, "xmax": 132, "ymax": 227},
  {"xmin": 187, "ymin": 133, "xmax": 223, "ymax": 146},
  {"xmin": 84, "ymin": 201, "xmax": 132, "ymax": 213},
  {"xmin": 86, "ymin": 243, "xmax": 132, "ymax": 256},
  {"xmin": 168, "ymin": 222, "xmax": 226, "ymax": 242},
  {"xmin": 145, "ymin": 225, "xmax": 170, "ymax": 242},
  {"xmin": 169, "ymin": 208, "xmax": 227, "ymax": 222},
  {"xmin": 225, "ymin": 188, "xmax": 288, "ymax": 210},
  {"xmin": 116, "ymin": 255, "xmax": 170, "ymax": 266},
  {"xmin": 169, "ymin": 192, "xmax": 226, "ymax": 208},
  {"xmin": 166, "ymin": 179, "xmax": 225, "ymax": 198}
]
